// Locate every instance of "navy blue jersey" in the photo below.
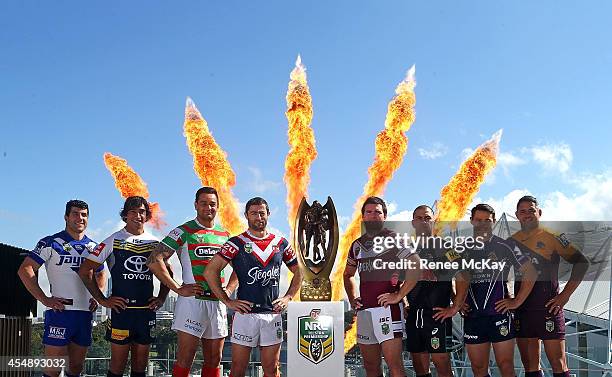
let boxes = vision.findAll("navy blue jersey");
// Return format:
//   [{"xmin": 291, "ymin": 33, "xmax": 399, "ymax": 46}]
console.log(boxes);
[
  {"xmin": 464, "ymin": 236, "xmax": 528, "ymax": 317},
  {"xmin": 88, "ymin": 229, "xmax": 158, "ymax": 308},
  {"xmin": 220, "ymin": 231, "xmax": 297, "ymax": 313},
  {"xmin": 407, "ymin": 246, "xmax": 460, "ymax": 309}
]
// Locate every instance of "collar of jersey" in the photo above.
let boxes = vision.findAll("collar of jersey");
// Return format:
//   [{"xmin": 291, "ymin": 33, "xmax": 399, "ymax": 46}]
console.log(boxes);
[
  {"xmin": 194, "ymin": 218, "xmax": 215, "ymax": 230},
  {"xmin": 245, "ymin": 230, "xmax": 272, "ymax": 240}
]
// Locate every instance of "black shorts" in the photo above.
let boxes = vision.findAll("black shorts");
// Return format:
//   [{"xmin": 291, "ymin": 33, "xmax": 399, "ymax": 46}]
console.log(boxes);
[
  {"xmin": 515, "ymin": 309, "xmax": 565, "ymax": 340},
  {"xmin": 106, "ymin": 308, "xmax": 156, "ymax": 345},
  {"xmin": 463, "ymin": 313, "xmax": 514, "ymax": 344},
  {"xmin": 405, "ymin": 308, "xmax": 453, "ymax": 353}
]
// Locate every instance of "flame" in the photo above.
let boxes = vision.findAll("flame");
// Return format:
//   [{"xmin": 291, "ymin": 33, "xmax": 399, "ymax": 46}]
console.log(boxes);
[
  {"xmin": 435, "ymin": 129, "xmax": 503, "ymax": 228},
  {"xmin": 183, "ymin": 97, "xmax": 245, "ymax": 235},
  {"xmin": 344, "ymin": 322, "xmax": 357, "ymax": 353},
  {"xmin": 103, "ymin": 152, "xmax": 165, "ymax": 229},
  {"xmin": 332, "ymin": 66, "xmax": 417, "ymax": 302},
  {"xmin": 284, "ymin": 54, "xmax": 317, "ymax": 235}
]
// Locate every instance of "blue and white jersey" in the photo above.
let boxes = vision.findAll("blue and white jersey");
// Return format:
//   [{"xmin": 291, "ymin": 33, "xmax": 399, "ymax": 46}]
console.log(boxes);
[
  {"xmin": 220, "ymin": 231, "xmax": 297, "ymax": 313},
  {"xmin": 29, "ymin": 230, "xmax": 100, "ymax": 311}
]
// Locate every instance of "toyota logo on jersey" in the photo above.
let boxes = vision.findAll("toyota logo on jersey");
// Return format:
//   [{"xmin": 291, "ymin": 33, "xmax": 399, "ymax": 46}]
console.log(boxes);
[{"xmin": 124, "ymin": 256, "xmax": 149, "ymax": 273}]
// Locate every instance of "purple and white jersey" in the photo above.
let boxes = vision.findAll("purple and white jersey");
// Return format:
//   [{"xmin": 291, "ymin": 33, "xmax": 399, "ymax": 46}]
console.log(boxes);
[{"xmin": 220, "ymin": 231, "xmax": 297, "ymax": 313}]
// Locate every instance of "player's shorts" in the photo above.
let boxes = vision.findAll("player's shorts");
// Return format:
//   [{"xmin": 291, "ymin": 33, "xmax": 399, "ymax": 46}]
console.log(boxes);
[
  {"xmin": 230, "ymin": 312, "xmax": 283, "ymax": 347},
  {"xmin": 105, "ymin": 308, "xmax": 156, "ymax": 345},
  {"xmin": 463, "ymin": 313, "xmax": 515, "ymax": 344},
  {"xmin": 405, "ymin": 308, "xmax": 453, "ymax": 353},
  {"xmin": 356, "ymin": 304, "xmax": 405, "ymax": 345},
  {"xmin": 172, "ymin": 296, "xmax": 228, "ymax": 339},
  {"xmin": 515, "ymin": 309, "xmax": 565, "ymax": 340},
  {"xmin": 43, "ymin": 309, "xmax": 93, "ymax": 347}
]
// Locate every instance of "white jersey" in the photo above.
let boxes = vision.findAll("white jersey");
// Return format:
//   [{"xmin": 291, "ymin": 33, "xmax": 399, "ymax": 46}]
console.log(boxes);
[{"xmin": 29, "ymin": 230, "xmax": 100, "ymax": 311}]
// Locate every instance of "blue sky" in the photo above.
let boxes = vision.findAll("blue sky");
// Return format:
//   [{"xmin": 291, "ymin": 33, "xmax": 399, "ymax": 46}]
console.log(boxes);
[{"xmin": 2, "ymin": 0, "xmax": 612, "ymax": 253}]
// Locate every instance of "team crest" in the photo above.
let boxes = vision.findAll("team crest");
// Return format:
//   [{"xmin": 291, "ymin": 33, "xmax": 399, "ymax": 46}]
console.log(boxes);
[
  {"xmin": 431, "ymin": 337, "xmax": 440, "ymax": 350},
  {"xmin": 62, "ymin": 243, "xmax": 72, "ymax": 252},
  {"xmin": 244, "ymin": 243, "xmax": 253, "ymax": 254},
  {"xmin": 499, "ymin": 325, "xmax": 509, "ymax": 336},
  {"xmin": 277, "ymin": 328, "xmax": 283, "ymax": 339},
  {"xmin": 272, "ymin": 245, "xmax": 280, "ymax": 253},
  {"xmin": 298, "ymin": 309, "xmax": 334, "ymax": 364},
  {"xmin": 381, "ymin": 323, "xmax": 390, "ymax": 335},
  {"xmin": 545, "ymin": 320, "xmax": 555, "ymax": 332}
]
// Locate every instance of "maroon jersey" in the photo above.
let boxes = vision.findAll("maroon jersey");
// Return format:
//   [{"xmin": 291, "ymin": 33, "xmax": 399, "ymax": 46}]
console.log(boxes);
[
  {"xmin": 347, "ymin": 229, "xmax": 410, "ymax": 309},
  {"xmin": 511, "ymin": 228, "xmax": 582, "ymax": 311}
]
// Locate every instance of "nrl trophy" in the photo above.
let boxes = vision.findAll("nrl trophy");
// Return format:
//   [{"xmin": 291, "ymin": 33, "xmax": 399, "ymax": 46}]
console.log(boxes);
[
  {"xmin": 288, "ymin": 197, "xmax": 344, "ymax": 375},
  {"xmin": 294, "ymin": 197, "xmax": 339, "ymax": 301}
]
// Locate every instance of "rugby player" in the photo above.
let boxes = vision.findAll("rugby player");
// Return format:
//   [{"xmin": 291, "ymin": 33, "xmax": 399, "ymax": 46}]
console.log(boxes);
[
  {"xmin": 405, "ymin": 204, "xmax": 469, "ymax": 377},
  {"xmin": 511, "ymin": 196, "xmax": 589, "ymax": 377},
  {"xmin": 18, "ymin": 200, "xmax": 104, "ymax": 377},
  {"xmin": 204, "ymin": 196, "xmax": 301, "ymax": 377},
  {"xmin": 462, "ymin": 203, "xmax": 536, "ymax": 377},
  {"xmin": 79, "ymin": 196, "xmax": 167, "ymax": 377},
  {"xmin": 344, "ymin": 196, "xmax": 420, "ymax": 377},
  {"xmin": 146, "ymin": 187, "xmax": 235, "ymax": 377}
]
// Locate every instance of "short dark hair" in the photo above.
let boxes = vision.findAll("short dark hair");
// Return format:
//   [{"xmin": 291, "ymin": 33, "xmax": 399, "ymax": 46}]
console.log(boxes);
[
  {"xmin": 120, "ymin": 196, "xmax": 152, "ymax": 222},
  {"xmin": 361, "ymin": 196, "xmax": 387, "ymax": 216},
  {"xmin": 470, "ymin": 203, "xmax": 496, "ymax": 221},
  {"xmin": 412, "ymin": 204, "xmax": 434, "ymax": 218},
  {"xmin": 195, "ymin": 186, "xmax": 219, "ymax": 203},
  {"xmin": 65, "ymin": 199, "xmax": 89, "ymax": 217},
  {"xmin": 516, "ymin": 195, "xmax": 538, "ymax": 209},
  {"xmin": 245, "ymin": 197, "xmax": 270, "ymax": 215}
]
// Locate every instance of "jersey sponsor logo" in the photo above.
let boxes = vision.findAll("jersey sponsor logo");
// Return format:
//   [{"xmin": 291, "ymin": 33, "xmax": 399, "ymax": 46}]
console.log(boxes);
[
  {"xmin": 73, "ymin": 244, "xmax": 84, "ymax": 252},
  {"xmin": 495, "ymin": 318, "xmax": 508, "ymax": 326},
  {"xmin": 556, "ymin": 233, "xmax": 571, "ymax": 248},
  {"xmin": 464, "ymin": 334, "xmax": 478, "ymax": 340},
  {"xmin": 246, "ymin": 266, "xmax": 280, "ymax": 286},
  {"xmin": 221, "ymin": 243, "xmax": 239, "ymax": 258},
  {"xmin": 298, "ymin": 309, "xmax": 334, "ymax": 364},
  {"xmin": 233, "ymin": 332, "xmax": 253, "ymax": 342},
  {"xmin": 123, "ymin": 256, "xmax": 151, "ymax": 280},
  {"xmin": 168, "ymin": 228, "xmax": 183, "ymax": 242},
  {"xmin": 110, "ymin": 328, "xmax": 129, "ymax": 341},
  {"xmin": 33, "ymin": 240, "xmax": 46, "ymax": 255},
  {"xmin": 194, "ymin": 246, "xmax": 219, "ymax": 258},
  {"xmin": 431, "ymin": 327, "xmax": 439, "ymax": 335},
  {"xmin": 56, "ymin": 255, "xmax": 86, "ymax": 268},
  {"xmin": 48, "ymin": 326, "xmax": 66, "ymax": 339},
  {"xmin": 91, "ymin": 243, "xmax": 105, "ymax": 257}
]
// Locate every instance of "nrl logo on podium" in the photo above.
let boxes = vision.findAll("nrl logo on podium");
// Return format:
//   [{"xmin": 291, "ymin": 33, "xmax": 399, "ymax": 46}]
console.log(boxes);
[{"xmin": 298, "ymin": 309, "xmax": 334, "ymax": 364}]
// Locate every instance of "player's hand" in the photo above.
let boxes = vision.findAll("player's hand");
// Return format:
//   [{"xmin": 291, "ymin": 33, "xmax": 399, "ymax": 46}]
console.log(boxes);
[
  {"xmin": 495, "ymin": 298, "xmax": 520, "ymax": 314},
  {"xmin": 545, "ymin": 292, "xmax": 570, "ymax": 315},
  {"xmin": 272, "ymin": 295, "xmax": 291, "ymax": 313},
  {"xmin": 176, "ymin": 284, "xmax": 204, "ymax": 297},
  {"xmin": 101, "ymin": 296, "xmax": 128, "ymax": 313},
  {"xmin": 226, "ymin": 299, "xmax": 253, "ymax": 314},
  {"xmin": 349, "ymin": 297, "xmax": 363, "ymax": 311},
  {"xmin": 377, "ymin": 292, "xmax": 402, "ymax": 308},
  {"xmin": 42, "ymin": 296, "xmax": 66, "ymax": 312},
  {"xmin": 433, "ymin": 306, "xmax": 459, "ymax": 321},
  {"xmin": 148, "ymin": 296, "xmax": 164, "ymax": 311},
  {"xmin": 459, "ymin": 302, "xmax": 470, "ymax": 317},
  {"xmin": 88, "ymin": 298, "xmax": 98, "ymax": 312}
]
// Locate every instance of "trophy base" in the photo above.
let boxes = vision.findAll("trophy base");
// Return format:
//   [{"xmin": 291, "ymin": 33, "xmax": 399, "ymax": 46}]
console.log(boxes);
[{"xmin": 300, "ymin": 278, "xmax": 331, "ymax": 301}]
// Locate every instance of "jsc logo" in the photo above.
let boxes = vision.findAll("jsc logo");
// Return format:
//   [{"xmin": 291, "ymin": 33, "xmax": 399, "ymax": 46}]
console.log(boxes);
[{"xmin": 298, "ymin": 309, "xmax": 334, "ymax": 364}]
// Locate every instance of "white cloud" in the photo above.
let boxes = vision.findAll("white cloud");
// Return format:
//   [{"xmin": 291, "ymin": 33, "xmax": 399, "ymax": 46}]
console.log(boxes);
[
  {"xmin": 248, "ymin": 167, "xmax": 281, "ymax": 194},
  {"xmin": 523, "ymin": 143, "xmax": 573, "ymax": 174},
  {"xmin": 418, "ymin": 142, "xmax": 448, "ymax": 160}
]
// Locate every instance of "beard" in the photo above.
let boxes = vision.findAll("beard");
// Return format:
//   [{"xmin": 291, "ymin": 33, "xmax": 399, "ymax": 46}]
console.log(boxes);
[
  {"xmin": 248, "ymin": 219, "xmax": 267, "ymax": 232},
  {"xmin": 363, "ymin": 220, "xmax": 384, "ymax": 235}
]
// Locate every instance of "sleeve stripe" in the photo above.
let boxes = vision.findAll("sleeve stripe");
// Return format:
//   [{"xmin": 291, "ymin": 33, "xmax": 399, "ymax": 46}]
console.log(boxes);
[{"xmin": 27, "ymin": 253, "xmax": 45, "ymax": 266}]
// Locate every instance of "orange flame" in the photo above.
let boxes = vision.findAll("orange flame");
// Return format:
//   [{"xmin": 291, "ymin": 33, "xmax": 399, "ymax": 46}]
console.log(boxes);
[
  {"xmin": 332, "ymin": 66, "xmax": 417, "ymax": 302},
  {"xmin": 284, "ymin": 54, "xmax": 317, "ymax": 234},
  {"xmin": 344, "ymin": 322, "xmax": 357, "ymax": 354},
  {"xmin": 183, "ymin": 97, "xmax": 245, "ymax": 235},
  {"xmin": 435, "ymin": 129, "xmax": 502, "ymax": 228},
  {"xmin": 103, "ymin": 152, "xmax": 165, "ymax": 230}
]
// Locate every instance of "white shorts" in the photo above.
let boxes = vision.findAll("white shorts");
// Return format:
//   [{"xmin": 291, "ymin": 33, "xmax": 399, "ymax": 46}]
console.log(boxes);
[
  {"xmin": 230, "ymin": 312, "xmax": 283, "ymax": 347},
  {"xmin": 357, "ymin": 305, "xmax": 405, "ymax": 345},
  {"xmin": 171, "ymin": 296, "xmax": 228, "ymax": 339}
]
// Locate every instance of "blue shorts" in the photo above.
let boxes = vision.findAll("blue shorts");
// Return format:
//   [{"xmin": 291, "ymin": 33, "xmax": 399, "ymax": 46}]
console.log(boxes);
[
  {"xmin": 463, "ymin": 313, "xmax": 515, "ymax": 344},
  {"xmin": 43, "ymin": 310, "xmax": 93, "ymax": 347}
]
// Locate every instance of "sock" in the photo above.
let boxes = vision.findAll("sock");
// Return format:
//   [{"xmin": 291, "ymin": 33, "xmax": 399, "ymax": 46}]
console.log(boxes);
[
  {"xmin": 173, "ymin": 363, "xmax": 190, "ymax": 377},
  {"xmin": 526, "ymin": 370, "xmax": 545, "ymax": 377},
  {"xmin": 553, "ymin": 372, "xmax": 571, "ymax": 377},
  {"xmin": 202, "ymin": 366, "xmax": 221, "ymax": 377},
  {"xmin": 130, "ymin": 372, "xmax": 146, "ymax": 377},
  {"xmin": 107, "ymin": 371, "xmax": 122, "ymax": 377}
]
